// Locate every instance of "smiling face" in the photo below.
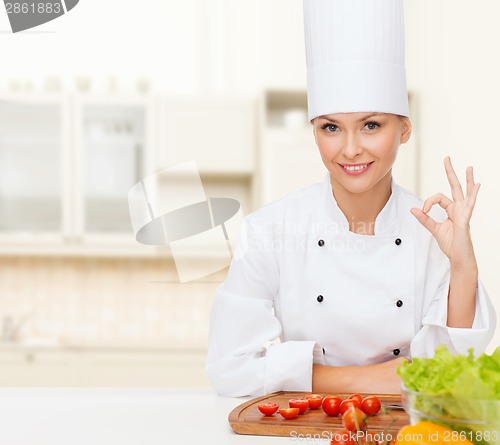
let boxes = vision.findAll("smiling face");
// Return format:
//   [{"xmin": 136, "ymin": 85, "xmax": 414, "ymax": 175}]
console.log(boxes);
[{"xmin": 313, "ymin": 112, "xmax": 412, "ymax": 195}]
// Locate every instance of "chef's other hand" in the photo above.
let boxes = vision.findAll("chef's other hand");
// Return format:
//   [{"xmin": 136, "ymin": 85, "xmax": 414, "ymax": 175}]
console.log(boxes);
[
  {"xmin": 312, "ymin": 357, "xmax": 408, "ymax": 395},
  {"xmin": 368, "ymin": 357, "xmax": 408, "ymax": 394},
  {"xmin": 410, "ymin": 156, "xmax": 480, "ymax": 266}
]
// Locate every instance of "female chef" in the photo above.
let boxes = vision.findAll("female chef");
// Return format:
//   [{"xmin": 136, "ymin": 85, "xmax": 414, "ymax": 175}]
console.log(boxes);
[{"xmin": 206, "ymin": 0, "xmax": 496, "ymax": 397}]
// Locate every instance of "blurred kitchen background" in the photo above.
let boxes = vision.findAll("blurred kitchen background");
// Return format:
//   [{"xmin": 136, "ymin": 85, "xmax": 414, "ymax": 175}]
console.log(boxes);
[{"xmin": 0, "ymin": 0, "xmax": 498, "ymax": 387}]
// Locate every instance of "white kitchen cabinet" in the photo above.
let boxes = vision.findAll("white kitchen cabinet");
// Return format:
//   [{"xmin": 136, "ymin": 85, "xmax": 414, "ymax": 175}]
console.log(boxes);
[
  {"xmin": 73, "ymin": 94, "xmax": 154, "ymax": 243},
  {"xmin": 158, "ymin": 96, "xmax": 255, "ymax": 175},
  {"xmin": 0, "ymin": 350, "xmax": 78, "ymax": 386},
  {"xmin": 0, "ymin": 93, "xmax": 70, "ymax": 244},
  {"xmin": 261, "ymin": 127, "xmax": 325, "ymax": 204},
  {"xmin": 0, "ymin": 92, "xmax": 257, "ymax": 257},
  {"xmin": 258, "ymin": 90, "xmax": 325, "ymax": 204},
  {"xmin": 156, "ymin": 95, "xmax": 258, "ymax": 217},
  {"xmin": 0, "ymin": 93, "xmax": 159, "ymax": 256}
]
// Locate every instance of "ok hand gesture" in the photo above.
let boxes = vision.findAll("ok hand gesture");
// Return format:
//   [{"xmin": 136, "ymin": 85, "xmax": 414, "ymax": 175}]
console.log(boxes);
[{"xmin": 410, "ymin": 157, "xmax": 480, "ymax": 266}]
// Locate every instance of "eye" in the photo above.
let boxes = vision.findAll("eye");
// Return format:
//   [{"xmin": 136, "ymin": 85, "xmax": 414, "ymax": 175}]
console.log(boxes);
[
  {"xmin": 364, "ymin": 121, "xmax": 380, "ymax": 130},
  {"xmin": 321, "ymin": 123, "xmax": 338, "ymax": 132}
]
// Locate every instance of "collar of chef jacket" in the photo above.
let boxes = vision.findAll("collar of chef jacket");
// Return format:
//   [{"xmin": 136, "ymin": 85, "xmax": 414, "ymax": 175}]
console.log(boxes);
[{"xmin": 321, "ymin": 173, "xmax": 400, "ymax": 237}]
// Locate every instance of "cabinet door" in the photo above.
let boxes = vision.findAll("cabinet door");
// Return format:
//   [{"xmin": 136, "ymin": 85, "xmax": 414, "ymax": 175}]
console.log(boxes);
[
  {"xmin": 74, "ymin": 96, "xmax": 152, "ymax": 239},
  {"xmin": 261, "ymin": 128, "xmax": 325, "ymax": 204},
  {"xmin": 0, "ymin": 351, "xmax": 77, "ymax": 386},
  {"xmin": 159, "ymin": 97, "xmax": 255, "ymax": 174},
  {"xmin": 0, "ymin": 95, "xmax": 69, "ymax": 241},
  {"xmin": 79, "ymin": 350, "xmax": 210, "ymax": 387}
]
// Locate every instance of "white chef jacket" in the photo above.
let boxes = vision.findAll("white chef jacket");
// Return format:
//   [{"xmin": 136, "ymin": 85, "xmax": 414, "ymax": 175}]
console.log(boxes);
[{"xmin": 206, "ymin": 173, "xmax": 496, "ymax": 397}]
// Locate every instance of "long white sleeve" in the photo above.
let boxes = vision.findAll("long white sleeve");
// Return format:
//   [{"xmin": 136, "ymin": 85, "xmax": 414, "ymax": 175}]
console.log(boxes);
[
  {"xmin": 410, "ymin": 232, "xmax": 496, "ymax": 358},
  {"xmin": 206, "ymin": 215, "xmax": 324, "ymax": 397}
]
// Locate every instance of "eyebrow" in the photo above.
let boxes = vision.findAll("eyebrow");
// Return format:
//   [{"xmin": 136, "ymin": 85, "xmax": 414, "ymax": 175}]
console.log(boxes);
[{"xmin": 319, "ymin": 113, "xmax": 383, "ymax": 124}]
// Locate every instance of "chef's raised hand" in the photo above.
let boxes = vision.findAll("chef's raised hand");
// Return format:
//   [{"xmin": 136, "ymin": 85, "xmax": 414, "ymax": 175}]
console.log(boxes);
[{"xmin": 410, "ymin": 156, "xmax": 480, "ymax": 266}]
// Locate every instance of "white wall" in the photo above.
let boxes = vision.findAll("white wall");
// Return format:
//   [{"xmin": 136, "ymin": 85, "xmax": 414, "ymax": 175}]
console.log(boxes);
[
  {"xmin": 0, "ymin": 1, "xmax": 203, "ymax": 94},
  {"xmin": 0, "ymin": 0, "xmax": 306, "ymax": 95}
]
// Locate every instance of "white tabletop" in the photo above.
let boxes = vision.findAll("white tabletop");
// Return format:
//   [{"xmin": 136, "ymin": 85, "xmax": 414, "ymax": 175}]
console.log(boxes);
[{"xmin": 0, "ymin": 388, "xmax": 300, "ymax": 445}]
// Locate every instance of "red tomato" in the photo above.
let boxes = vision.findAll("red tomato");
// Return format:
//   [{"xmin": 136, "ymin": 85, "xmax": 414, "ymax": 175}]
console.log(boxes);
[
  {"xmin": 322, "ymin": 396, "xmax": 342, "ymax": 416},
  {"xmin": 342, "ymin": 407, "xmax": 367, "ymax": 432},
  {"xmin": 330, "ymin": 429, "xmax": 356, "ymax": 445},
  {"xmin": 257, "ymin": 402, "xmax": 279, "ymax": 416},
  {"xmin": 360, "ymin": 396, "xmax": 381, "ymax": 416},
  {"xmin": 348, "ymin": 394, "xmax": 363, "ymax": 404},
  {"xmin": 339, "ymin": 398, "xmax": 360, "ymax": 415},
  {"xmin": 289, "ymin": 398, "xmax": 309, "ymax": 414},
  {"xmin": 279, "ymin": 407, "xmax": 300, "ymax": 419},
  {"xmin": 305, "ymin": 394, "xmax": 324, "ymax": 410}
]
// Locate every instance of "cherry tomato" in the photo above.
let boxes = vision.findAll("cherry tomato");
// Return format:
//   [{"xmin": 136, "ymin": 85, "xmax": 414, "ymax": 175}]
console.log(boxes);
[
  {"xmin": 342, "ymin": 407, "xmax": 367, "ymax": 432},
  {"xmin": 360, "ymin": 396, "xmax": 381, "ymax": 416},
  {"xmin": 339, "ymin": 398, "xmax": 360, "ymax": 415},
  {"xmin": 279, "ymin": 407, "xmax": 300, "ymax": 419},
  {"xmin": 289, "ymin": 398, "xmax": 309, "ymax": 414},
  {"xmin": 330, "ymin": 429, "xmax": 356, "ymax": 445},
  {"xmin": 348, "ymin": 394, "xmax": 363, "ymax": 404},
  {"xmin": 257, "ymin": 402, "xmax": 279, "ymax": 416},
  {"xmin": 322, "ymin": 396, "xmax": 342, "ymax": 416},
  {"xmin": 305, "ymin": 394, "xmax": 324, "ymax": 410}
]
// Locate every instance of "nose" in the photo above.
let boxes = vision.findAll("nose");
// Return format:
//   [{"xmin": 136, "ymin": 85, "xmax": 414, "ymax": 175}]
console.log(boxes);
[{"xmin": 342, "ymin": 133, "xmax": 363, "ymax": 159}]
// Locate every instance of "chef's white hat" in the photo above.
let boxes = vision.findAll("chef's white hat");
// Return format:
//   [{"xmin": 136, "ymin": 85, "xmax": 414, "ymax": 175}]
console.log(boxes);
[{"xmin": 304, "ymin": 0, "xmax": 409, "ymax": 121}]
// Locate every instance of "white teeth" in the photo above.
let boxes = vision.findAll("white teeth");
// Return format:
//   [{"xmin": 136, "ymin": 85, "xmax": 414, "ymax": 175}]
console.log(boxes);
[{"xmin": 343, "ymin": 164, "xmax": 369, "ymax": 171}]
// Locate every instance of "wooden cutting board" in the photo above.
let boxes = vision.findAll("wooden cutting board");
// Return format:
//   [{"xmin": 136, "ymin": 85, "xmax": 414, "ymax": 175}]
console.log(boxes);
[{"xmin": 229, "ymin": 392, "xmax": 409, "ymax": 438}]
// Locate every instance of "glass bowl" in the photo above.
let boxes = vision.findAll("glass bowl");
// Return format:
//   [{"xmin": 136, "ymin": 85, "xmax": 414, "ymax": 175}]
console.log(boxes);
[{"xmin": 401, "ymin": 384, "xmax": 500, "ymax": 445}]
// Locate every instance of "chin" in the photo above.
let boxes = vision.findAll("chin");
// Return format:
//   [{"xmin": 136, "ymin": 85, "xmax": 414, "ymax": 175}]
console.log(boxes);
[
  {"xmin": 328, "ymin": 173, "xmax": 375, "ymax": 195},
  {"xmin": 337, "ymin": 182, "xmax": 374, "ymax": 195}
]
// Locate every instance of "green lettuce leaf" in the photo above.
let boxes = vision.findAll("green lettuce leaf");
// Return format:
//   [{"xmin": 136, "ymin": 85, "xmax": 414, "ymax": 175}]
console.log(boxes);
[{"xmin": 398, "ymin": 345, "xmax": 500, "ymax": 445}]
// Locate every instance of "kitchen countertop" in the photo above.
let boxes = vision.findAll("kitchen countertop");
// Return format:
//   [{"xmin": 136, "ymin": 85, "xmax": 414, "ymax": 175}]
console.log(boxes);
[{"xmin": 0, "ymin": 388, "xmax": 294, "ymax": 445}]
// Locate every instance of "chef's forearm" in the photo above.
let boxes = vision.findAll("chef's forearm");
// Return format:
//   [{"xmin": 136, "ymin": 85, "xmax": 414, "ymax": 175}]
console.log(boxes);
[
  {"xmin": 312, "ymin": 360, "xmax": 403, "ymax": 394},
  {"xmin": 447, "ymin": 261, "xmax": 478, "ymax": 328},
  {"xmin": 312, "ymin": 364, "xmax": 356, "ymax": 393}
]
